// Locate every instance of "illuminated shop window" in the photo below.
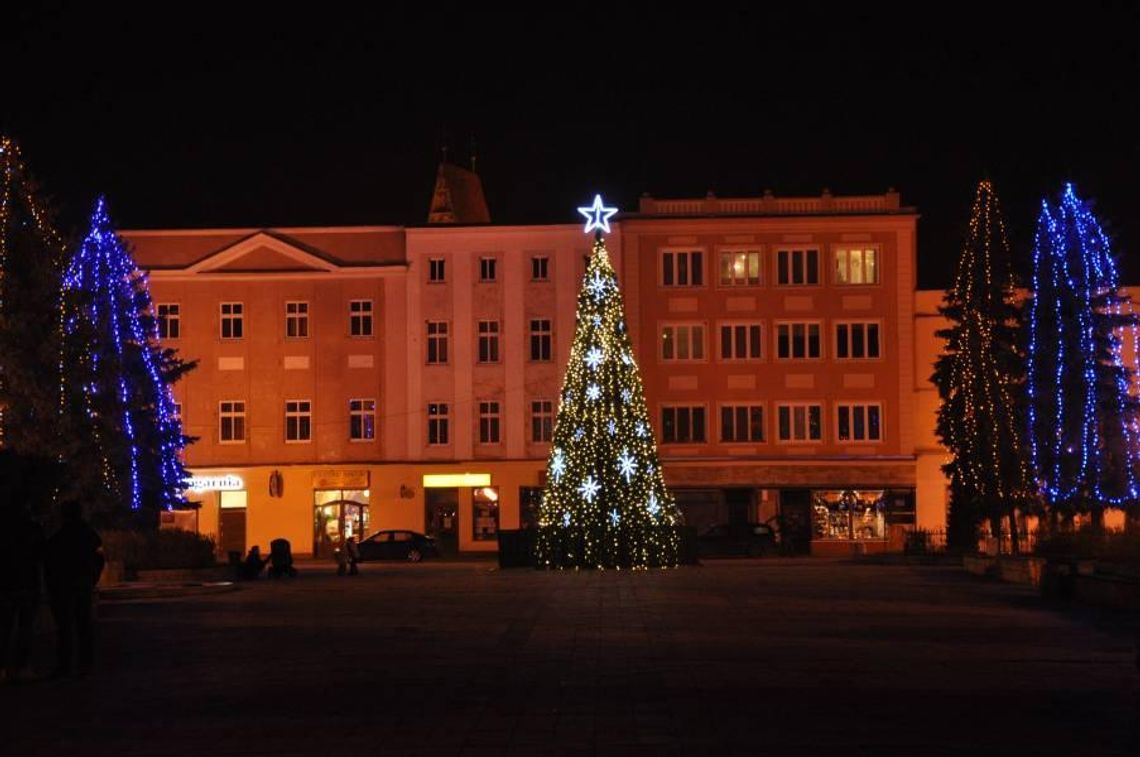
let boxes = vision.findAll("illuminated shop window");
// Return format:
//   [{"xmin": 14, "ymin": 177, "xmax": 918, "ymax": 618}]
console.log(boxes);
[
  {"xmin": 811, "ymin": 489, "xmax": 886, "ymax": 540},
  {"xmin": 473, "ymin": 486, "xmax": 499, "ymax": 541}
]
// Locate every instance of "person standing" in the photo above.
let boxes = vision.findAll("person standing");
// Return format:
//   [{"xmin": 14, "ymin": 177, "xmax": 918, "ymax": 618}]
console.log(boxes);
[
  {"xmin": 44, "ymin": 500, "xmax": 104, "ymax": 678},
  {"xmin": 0, "ymin": 489, "xmax": 46, "ymax": 684},
  {"xmin": 346, "ymin": 536, "xmax": 361, "ymax": 576}
]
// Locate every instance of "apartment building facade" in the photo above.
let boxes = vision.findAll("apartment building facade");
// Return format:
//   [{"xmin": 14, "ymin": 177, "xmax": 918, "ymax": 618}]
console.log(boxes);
[{"xmin": 128, "ymin": 173, "xmax": 944, "ymax": 558}]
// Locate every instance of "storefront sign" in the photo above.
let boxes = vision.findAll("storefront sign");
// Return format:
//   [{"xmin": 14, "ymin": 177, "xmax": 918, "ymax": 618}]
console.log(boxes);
[
  {"xmin": 186, "ymin": 474, "xmax": 244, "ymax": 492},
  {"xmin": 422, "ymin": 473, "xmax": 491, "ymax": 488},
  {"xmin": 312, "ymin": 469, "xmax": 370, "ymax": 490}
]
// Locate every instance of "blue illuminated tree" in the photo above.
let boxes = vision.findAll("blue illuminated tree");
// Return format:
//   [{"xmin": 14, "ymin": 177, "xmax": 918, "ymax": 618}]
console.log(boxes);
[
  {"xmin": 1027, "ymin": 184, "xmax": 1140, "ymax": 524},
  {"xmin": 535, "ymin": 196, "xmax": 682, "ymax": 569},
  {"xmin": 59, "ymin": 197, "xmax": 196, "ymax": 518}
]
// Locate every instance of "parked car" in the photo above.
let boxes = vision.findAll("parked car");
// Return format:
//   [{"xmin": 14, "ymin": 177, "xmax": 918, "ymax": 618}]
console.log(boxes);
[
  {"xmin": 349, "ymin": 530, "xmax": 440, "ymax": 562},
  {"xmin": 697, "ymin": 521, "xmax": 778, "ymax": 557}
]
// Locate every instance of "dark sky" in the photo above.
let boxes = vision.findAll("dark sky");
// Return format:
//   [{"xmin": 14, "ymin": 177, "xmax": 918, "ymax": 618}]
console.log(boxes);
[{"xmin": 4, "ymin": 3, "xmax": 1139, "ymax": 289}]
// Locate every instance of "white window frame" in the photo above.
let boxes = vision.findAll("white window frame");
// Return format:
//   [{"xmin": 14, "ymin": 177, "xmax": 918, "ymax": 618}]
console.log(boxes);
[
  {"xmin": 349, "ymin": 299, "xmax": 373, "ymax": 338},
  {"xmin": 220, "ymin": 302, "xmax": 243, "ymax": 340},
  {"xmin": 157, "ymin": 303, "xmax": 180, "ymax": 340},
  {"xmin": 427, "ymin": 402, "xmax": 450, "ymax": 446},
  {"xmin": 349, "ymin": 398, "xmax": 376, "ymax": 442},
  {"xmin": 531, "ymin": 255, "xmax": 550, "ymax": 281},
  {"xmin": 718, "ymin": 248, "xmax": 763, "ymax": 287},
  {"xmin": 775, "ymin": 248, "xmax": 820, "ymax": 286},
  {"xmin": 478, "ymin": 400, "xmax": 501, "ymax": 445},
  {"xmin": 776, "ymin": 403, "xmax": 823, "ymax": 443},
  {"xmin": 776, "ymin": 321, "xmax": 823, "ymax": 360},
  {"xmin": 426, "ymin": 321, "xmax": 449, "ymax": 364},
  {"xmin": 530, "ymin": 399, "xmax": 554, "ymax": 443},
  {"xmin": 219, "ymin": 400, "xmax": 246, "ymax": 443},
  {"xmin": 660, "ymin": 248, "xmax": 705, "ymax": 288},
  {"xmin": 285, "ymin": 301, "xmax": 309, "ymax": 339},
  {"xmin": 719, "ymin": 403, "xmax": 766, "ymax": 443},
  {"xmin": 529, "ymin": 319, "xmax": 552, "ymax": 362},
  {"xmin": 719, "ymin": 321, "xmax": 763, "ymax": 361},
  {"xmin": 428, "ymin": 257, "xmax": 446, "ymax": 283},
  {"xmin": 479, "ymin": 257, "xmax": 498, "ymax": 282},
  {"xmin": 660, "ymin": 322, "xmax": 706, "ymax": 362},
  {"xmin": 833, "ymin": 246, "xmax": 880, "ymax": 286},
  {"xmin": 660, "ymin": 405, "xmax": 707, "ymax": 444},
  {"xmin": 285, "ymin": 400, "xmax": 312, "ymax": 443},
  {"xmin": 477, "ymin": 320, "xmax": 500, "ymax": 364},
  {"xmin": 836, "ymin": 402, "xmax": 883, "ymax": 443},
  {"xmin": 834, "ymin": 321, "xmax": 882, "ymax": 360}
]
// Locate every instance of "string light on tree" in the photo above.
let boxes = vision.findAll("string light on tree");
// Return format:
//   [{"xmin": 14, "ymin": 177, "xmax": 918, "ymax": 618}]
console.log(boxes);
[{"xmin": 536, "ymin": 194, "xmax": 681, "ymax": 569}]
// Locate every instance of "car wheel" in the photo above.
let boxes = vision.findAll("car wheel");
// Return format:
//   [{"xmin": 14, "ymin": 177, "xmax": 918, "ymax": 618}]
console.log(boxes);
[{"xmin": 407, "ymin": 548, "xmax": 423, "ymax": 562}]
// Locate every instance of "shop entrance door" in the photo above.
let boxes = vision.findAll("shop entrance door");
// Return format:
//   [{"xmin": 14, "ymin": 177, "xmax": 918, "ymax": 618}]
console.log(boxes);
[
  {"xmin": 313, "ymin": 498, "xmax": 371, "ymax": 559},
  {"xmin": 219, "ymin": 508, "xmax": 246, "ymax": 559},
  {"xmin": 778, "ymin": 489, "xmax": 812, "ymax": 555},
  {"xmin": 425, "ymin": 488, "xmax": 458, "ymax": 555}
]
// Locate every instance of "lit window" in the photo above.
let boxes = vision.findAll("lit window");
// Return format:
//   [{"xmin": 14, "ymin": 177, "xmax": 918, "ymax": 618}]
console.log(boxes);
[
  {"xmin": 719, "ymin": 249, "xmax": 762, "ymax": 286},
  {"xmin": 834, "ymin": 247, "xmax": 879, "ymax": 285}
]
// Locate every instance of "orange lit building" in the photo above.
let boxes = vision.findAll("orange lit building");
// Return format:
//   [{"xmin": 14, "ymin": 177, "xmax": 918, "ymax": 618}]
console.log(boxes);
[{"xmin": 127, "ymin": 165, "xmax": 961, "ymax": 558}]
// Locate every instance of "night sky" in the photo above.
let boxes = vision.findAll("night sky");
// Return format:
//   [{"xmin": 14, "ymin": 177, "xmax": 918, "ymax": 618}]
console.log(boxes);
[{"xmin": 4, "ymin": 3, "xmax": 1139, "ymax": 289}]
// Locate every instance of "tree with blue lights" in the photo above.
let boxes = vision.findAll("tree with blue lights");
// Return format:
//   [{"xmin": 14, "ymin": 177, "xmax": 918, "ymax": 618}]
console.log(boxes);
[
  {"xmin": 535, "ymin": 196, "xmax": 682, "ymax": 569},
  {"xmin": 933, "ymin": 180, "xmax": 1034, "ymax": 551},
  {"xmin": 1027, "ymin": 184, "xmax": 1140, "ymax": 525},
  {"xmin": 59, "ymin": 197, "xmax": 196, "ymax": 518}
]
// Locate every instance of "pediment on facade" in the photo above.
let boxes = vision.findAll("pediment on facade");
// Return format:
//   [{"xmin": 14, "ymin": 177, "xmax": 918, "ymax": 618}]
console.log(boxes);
[{"xmin": 188, "ymin": 232, "xmax": 339, "ymax": 274}]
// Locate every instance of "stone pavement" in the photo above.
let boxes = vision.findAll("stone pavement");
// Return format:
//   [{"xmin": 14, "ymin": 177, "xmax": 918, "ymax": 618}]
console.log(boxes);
[{"xmin": 2, "ymin": 560, "xmax": 1137, "ymax": 756}]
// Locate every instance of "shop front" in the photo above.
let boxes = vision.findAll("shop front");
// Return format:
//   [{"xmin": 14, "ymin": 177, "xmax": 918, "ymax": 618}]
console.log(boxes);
[
  {"xmin": 311, "ymin": 469, "xmax": 372, "ymax": 559},
  {"xmin": 808, "ymin": 488, "xmax": 915, "ymax": 556}
]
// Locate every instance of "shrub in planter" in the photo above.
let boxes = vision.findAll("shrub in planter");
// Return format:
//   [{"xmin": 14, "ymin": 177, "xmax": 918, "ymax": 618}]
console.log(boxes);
[{"xmin": 102, "ymin": 528, "xmax": 216, "ymax": 571}]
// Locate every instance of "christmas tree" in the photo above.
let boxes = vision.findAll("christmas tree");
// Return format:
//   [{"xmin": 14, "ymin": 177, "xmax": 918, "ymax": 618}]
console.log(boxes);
[
  {"xmin": 59, "ymin": 197, "xmax": 196, "ymax": 517},
  {"xmin": 535, "ymin": 195, "xmax": 682, "ymax": 569},
  {"xmin": 1027, "ymin": 184, "xmax": 1140, "ymax": 523},
  {"xmin": 0, "ymin": 136, "xmax": 67, "ymax": 460},
  {"xmin": 932, "ymin": 180, "xmax": 1033, "ymax": 551}
]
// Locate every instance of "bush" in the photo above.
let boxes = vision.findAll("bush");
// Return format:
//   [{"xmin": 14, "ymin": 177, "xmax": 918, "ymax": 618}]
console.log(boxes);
[
  {"xmin": 1035, "ymin": 524, "xmax": 1140, "ymax": 567},
  {"xmin": 102, "ymin": 528, "xmax": 216, "ymax": 570}
]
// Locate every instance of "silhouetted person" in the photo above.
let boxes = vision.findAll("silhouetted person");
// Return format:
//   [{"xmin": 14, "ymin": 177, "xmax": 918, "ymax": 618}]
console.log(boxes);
[
  {"xmin": 241, "ymin": 546, "xmax": 268, "ymax": 579},
  {"xmin": 0, "ymin": 492, "xmax": 46, "ymax": 684},
  {"xmin": 267, "ymin": 539, "xmax": 296, "ymax": 578},
  {"xmin": 345, "ymin": 537, "xmax": 360, "ymax": 576},
  {"xmin": 44, "ymin": 500, "xmax": 104, "ymax": 678}
]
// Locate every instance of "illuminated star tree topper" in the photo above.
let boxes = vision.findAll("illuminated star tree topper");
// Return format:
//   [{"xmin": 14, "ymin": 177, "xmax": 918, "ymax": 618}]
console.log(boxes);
[{"xmin": 536, "ymin": 194, "xmax": 682, "ymax": 569}]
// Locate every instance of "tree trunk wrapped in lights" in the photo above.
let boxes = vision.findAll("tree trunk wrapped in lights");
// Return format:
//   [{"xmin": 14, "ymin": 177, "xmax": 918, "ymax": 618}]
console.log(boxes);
[
  {"xmin": 1027, "ymin": 184, "xmax": 1140, "ymax": 523},
  {"xmin": 535, "ymin": 196, "xmax": 682, "ymax": 569},
  {"xmin": 59, "ymin": 197, "xmax": 196, "ymax": 518},
  {"xmin": 933, "ymin": 180, "xmax": 1033, "ymax": 552}
]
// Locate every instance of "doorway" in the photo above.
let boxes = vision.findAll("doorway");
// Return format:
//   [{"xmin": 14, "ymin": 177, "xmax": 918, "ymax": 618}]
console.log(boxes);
[
  {"xmin": 425, "ymin": 488, "xmax": 458, "ymax": 555},
  {"xmin": 778, "ymin": 488, "xmax": 813, "ymax": 555},
  {"xmin": 218, "ymin": 490, "xmax": 247, "ymax": 559},
  {"xmin": 313, "ymin": 489, "xmax": 371, "ymax": 559}
]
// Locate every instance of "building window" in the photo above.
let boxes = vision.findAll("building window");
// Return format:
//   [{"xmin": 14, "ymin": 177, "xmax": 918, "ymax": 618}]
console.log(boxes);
[
  {"xmin": 661, "ymin": 405, "xmax": 706, "ymax": 444},
  {"xmin": 349, "ymin": 399, "xmax": 376, "ymax": 441},
  {"xmin": 285, "ymin": 400, "xmax": 312, "ymax": 443},
  {"xmin": 531, "ymin": 256, "xmax": 549, "ymax": 281},
  {"xmin": 220, "ymin": 302, "xmax": 243, "ymax": 339},
  {"xmin": 837, "ymin": 403, "xmax": 882, "ymax": 442},
  {"xmin": 349, "ymin": 300, "xmax": 373, "ymax": 337},
  {"xmin": 426, "ymin": 321, "xmax": 449, "ymax": 364},
  {"xmin": 776, "ymin": 322, "xmax": 822, "ymax": 359},
  {"xmin": 719, "ymin": 249, "xmax": 762, "ymax": 286},
  {"xmin": 531, "ymin": 400, "xmax": 554, "ymax": 443},
  {"xmin": 427, "ymin": 402, "xmax": 449, "ymax": 445},
  {"xmin": 661, "ymin": 250, "xmax": 704, "ymax": 287},
  {"xmin": 835, "ymin": 322, "xmax": 881, "ymax": 359},
  {"xmin": 479, "ymin": 257, "xmax": 497, "ymax": 282},
  {"xmin": 477, "ymin": 320, "xmax": 500, "ymax": 363},
  {"xmin": 720, "ymin": 405, "xmax": 765, "ymax": 443},
  {"xmin": 219, "ymin": 400, "xmax": 245, "ymax": 443},
  {"xmin": 529, "ymin": 319, "xmax": 552, "ymax": 361},
  {"xmin": 478, "ymin": 401, "xmax": 501, "ymax": 444},
  {"xmin": 428, "ymin": 257, "xmax": 446, "ymax": 282},
  {"xmin": 835, "ymin": 247, "xmax": 879, "ymax": 285},
  {"xmin": 776, "ymin": 248, "xmax": 820, "ymax": 286},
  {"xmin": 777, "ymin": 404, "xmax": 822, "ymax": 442},
  {"xmin": 157, "ymin": 303, "xmax": 180, "ymax": 339},
  {"xmin": 286, "ymin": 301, "xmax": 309, "ymax": 338},
  {"xmin": 661, "ymin": 324, "xmax": 705, "ymax": 361},
  {"xmin": 720, "ymin": 323, "xmax": 762, "ymax": 360},
  {"xmin": 473, "ymin": 486, "xmax": 499, "ymax": 542}
]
